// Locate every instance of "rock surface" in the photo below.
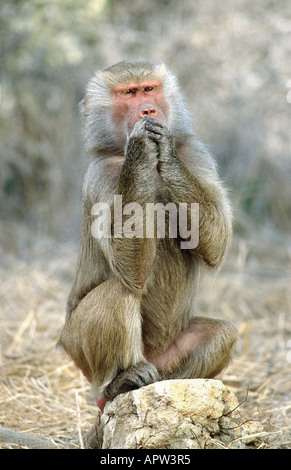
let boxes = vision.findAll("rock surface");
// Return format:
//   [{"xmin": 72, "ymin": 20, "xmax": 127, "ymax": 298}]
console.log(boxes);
[{"xmin": 96, "ymin": 379, "xmax": 263, "ymax": 449}]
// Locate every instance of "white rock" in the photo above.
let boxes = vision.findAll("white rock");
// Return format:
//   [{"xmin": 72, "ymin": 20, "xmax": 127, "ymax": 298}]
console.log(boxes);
[{"xmin": 97, "ymin": 379, "xmax": 263, "ymax": 449}]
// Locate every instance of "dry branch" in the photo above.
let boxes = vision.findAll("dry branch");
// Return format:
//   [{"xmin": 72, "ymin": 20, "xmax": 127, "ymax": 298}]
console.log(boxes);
[
  {"xmin": 0, "ymin": 425, "xmax": 58, "ymax": 449},
  {"xmin": 0, "ymin": 424, "xmax": 99, "ymax": 449}
]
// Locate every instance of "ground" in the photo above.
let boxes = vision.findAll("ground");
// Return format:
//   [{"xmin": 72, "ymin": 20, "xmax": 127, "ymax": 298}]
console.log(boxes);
[{"xmin": 0, "ymin": 223, "xmax": 290, "ymax": 448}]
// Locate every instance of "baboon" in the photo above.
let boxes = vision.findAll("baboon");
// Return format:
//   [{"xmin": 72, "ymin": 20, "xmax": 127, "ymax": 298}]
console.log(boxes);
[{"xmin": 59, "ymin": 61, "xmax": 237, "ymax": 410}]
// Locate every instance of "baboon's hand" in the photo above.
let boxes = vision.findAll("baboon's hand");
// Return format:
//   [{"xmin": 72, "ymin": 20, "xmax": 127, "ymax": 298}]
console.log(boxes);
[
  {"xmin": 125, "ymin": 118, "xmax": 158, "ymax": 166},
  {"xmin": 104, "ymin": 361, "xmax": 160, "ymax": 400},
  {"xmin": 144, "ymin": 118, "xmax": 176, "ymax": 166}
]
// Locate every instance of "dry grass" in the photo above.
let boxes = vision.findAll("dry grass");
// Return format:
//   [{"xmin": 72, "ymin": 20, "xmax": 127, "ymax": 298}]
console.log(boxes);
[
  {"xmin": 0, "ymin": 223, "xmax": 290, "ymax": 448},
  {"xmin": 0, "ymin": 232, "xmax": 97, "ymax": 448}
]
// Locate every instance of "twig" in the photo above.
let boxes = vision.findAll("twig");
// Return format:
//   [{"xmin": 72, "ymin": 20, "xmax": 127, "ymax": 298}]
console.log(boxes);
[
  {"xmin": 0, "ymin": 425, "xmax": 58, "ymax": 449},
  {"xmin": 6, "ymin": 310, "xmax": 35, "ymax": 355},
  {"xmin": 223, "ymin": 386, "xmax": 249, "ymax": 416},
  {"xmin": 228, "ymin": 430, "xmax": 282, "ymax": 447},
  {"xmin": 75, "ymin": 389, "xmax": 85, "ymax": 449},
  {"xmin": 266, "ymin": 342, "xmax": 278, "ymax": 377}
]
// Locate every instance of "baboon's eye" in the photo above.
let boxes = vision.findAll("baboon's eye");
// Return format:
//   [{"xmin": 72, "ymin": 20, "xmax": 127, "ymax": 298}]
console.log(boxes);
[
  {"xmin": 121, "ymin": 88, "xmax": 136, "ymax": 95},
  {"xmin": 144, "ymin": 86, "xmax": 154, "ymax": 92}
]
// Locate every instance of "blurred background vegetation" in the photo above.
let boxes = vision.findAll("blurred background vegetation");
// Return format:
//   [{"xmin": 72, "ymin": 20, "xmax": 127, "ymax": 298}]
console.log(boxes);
[{"xmin": 1, "ymin": 0, "xmax": 290, "ymax": 252}]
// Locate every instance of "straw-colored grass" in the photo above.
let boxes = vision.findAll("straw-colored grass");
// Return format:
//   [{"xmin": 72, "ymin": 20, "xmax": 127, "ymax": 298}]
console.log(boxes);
[{"xmin": 0, "ymin": 225, "xmax": 290, "ymax": 448}]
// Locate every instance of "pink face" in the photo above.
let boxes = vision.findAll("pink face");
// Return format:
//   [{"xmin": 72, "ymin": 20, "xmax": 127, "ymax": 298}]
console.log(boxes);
[{"xmin": 111, "ymin": 80, "xmax": 168, "ymax": 139}]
